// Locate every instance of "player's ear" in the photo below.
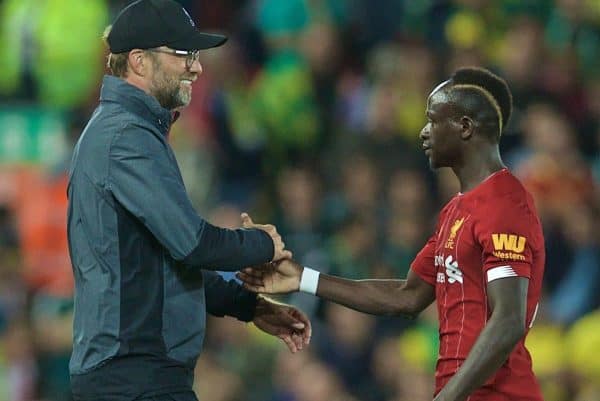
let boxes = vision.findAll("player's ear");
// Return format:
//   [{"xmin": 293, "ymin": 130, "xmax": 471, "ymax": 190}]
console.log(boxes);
[
  {"xmin": 459, "ymin": 116, "xmax": 474, "ymax": 140},
  {"xmin": 128, "ymin": 49, "xmax": 147, "ymax": 77}
]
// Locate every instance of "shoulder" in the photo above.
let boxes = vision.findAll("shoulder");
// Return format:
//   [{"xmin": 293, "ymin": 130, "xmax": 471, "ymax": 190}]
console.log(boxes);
[
  {"xmin": 474, "ymin": 170, "xmax": 538, "ymax": 219},
  {"xmin": 471, "ymin": 172, "xmax": 544, "ymax": 248},
  {"xmin": 438, "ymin": 196, "xmax": 460, "ymax": 219},
  {"xmin": 108, "ymin": 101, "xmax": 166, "ymax": 146}
]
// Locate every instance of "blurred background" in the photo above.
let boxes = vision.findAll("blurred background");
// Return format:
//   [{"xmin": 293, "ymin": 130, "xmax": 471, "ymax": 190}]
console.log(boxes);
[{"xmin": 0, "ymin": 0, "xmax": 599, "ymax": 400}]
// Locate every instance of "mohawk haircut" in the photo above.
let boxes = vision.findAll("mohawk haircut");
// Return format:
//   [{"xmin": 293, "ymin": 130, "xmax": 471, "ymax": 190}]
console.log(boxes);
[{"xmin": 448, "ymin": 67, "xmax": 513, "ymax": 139}]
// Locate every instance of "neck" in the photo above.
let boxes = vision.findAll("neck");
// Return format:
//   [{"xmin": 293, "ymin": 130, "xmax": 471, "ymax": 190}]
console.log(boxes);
[
  {"xmin": 452, "ymin": 144, "xmax": 505, "ymax": 193},
  {"xmin": 125, "ymin": 75, "xmax": 152, "ymax": 96}
]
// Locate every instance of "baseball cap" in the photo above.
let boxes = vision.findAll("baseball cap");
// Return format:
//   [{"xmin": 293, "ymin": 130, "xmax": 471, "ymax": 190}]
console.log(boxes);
[{"xmin": 107, "ymin": 0, "xmax": 227, "ymax": 53}]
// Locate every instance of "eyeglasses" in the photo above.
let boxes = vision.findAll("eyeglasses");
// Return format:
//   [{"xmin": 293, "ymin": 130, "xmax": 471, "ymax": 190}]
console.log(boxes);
[{"xmin": 146, "ymin": 48, "xmax": 200, "ymax": 69}]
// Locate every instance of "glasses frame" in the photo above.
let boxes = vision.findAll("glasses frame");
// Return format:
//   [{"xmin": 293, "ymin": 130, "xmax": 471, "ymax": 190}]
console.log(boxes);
[{"xmin": 146, "ymin": 48, "xmax": 200, "ymax": 69}]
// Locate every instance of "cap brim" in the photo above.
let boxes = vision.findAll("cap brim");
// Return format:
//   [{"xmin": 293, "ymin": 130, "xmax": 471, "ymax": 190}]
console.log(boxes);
[{"xmin": 169, "ymin": 32, "xmax": 227, "ymax": 51}]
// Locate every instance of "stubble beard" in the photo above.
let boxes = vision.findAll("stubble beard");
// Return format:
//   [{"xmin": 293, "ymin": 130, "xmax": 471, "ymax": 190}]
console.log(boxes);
[{"xmin": 149, "ymin": 61, "xmax": 191, "ymax": 111}]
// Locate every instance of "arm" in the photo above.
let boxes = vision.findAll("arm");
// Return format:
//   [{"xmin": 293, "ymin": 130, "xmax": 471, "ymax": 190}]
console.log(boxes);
[
  {"xmin": 238, "ymin": 221, "xmax": 438, "ymax": 317},
  {"xmin": 109, "ymin": 125, "xmax": 275, "ymax": 270},
  {"xmin": 434, "ymin": 277, "xmax": 528, "ymax": 401},
  {"xmin": 317, "ymin": 269, "xmax": 435, "ymax": 317},
  {"xmin": 202, "ymin": 270, "xmax": 259, "ymax": 321},
  {"xmin": 238, "ymin": 261, "xmax": 435, "ymax": 318}
]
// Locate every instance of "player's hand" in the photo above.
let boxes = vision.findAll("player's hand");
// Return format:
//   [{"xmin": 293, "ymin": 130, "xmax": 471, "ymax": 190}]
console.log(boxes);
[
  {"xmin": 241, "ymin": 213, "xmax": 292, "ymax": 261},
  {"xmin": 252, "ymin": 295, "xmax": 311, "ymax": 353},
  {"xmin": 237, "ymin": 259, "xmax": 303, "ymax": 294}
]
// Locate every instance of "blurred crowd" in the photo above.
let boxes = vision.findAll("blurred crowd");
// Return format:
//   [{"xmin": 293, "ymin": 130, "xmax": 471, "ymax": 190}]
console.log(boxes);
[{"xmin": 0, "ymin": 0, "xmax": 599, "ymax": 400}]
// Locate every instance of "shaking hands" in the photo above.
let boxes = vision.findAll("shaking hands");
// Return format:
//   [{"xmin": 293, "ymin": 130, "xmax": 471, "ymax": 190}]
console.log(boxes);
[
  {"xmin": 238, "ymin": 213, "xmax": 302, "ymax": 294},
  {"xmin": 241, "ymin": 213, "xmax": 292, "ymax": 262},
  {"xmin": 240, "ymin": 213, "xmax": 310, "ymax": 351},
  {"xmin": 237, "ymin": 259, "xmax": 303, "ymax": 295}
]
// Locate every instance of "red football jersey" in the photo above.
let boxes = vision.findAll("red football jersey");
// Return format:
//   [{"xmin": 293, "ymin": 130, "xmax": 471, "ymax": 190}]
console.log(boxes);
[{"xmin": 411, "ymin": 169, "xmax": 545, "ymax": 401}]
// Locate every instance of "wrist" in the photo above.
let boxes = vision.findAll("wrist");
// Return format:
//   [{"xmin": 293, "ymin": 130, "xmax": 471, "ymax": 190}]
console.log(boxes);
[
  {"xmin": 235, "ymin": 288, "xmax": 259, "ymax": 322},
  {"xmin": 299, "ymin": 267, "xmax": 320, "ymax": 295},
  {"xmin": 253, "ymin": 295, "xmax": 285, "ymax": 318},
  {"xmin": 252, "ymin": 294, "xmax": 266, "ymax": 320}
]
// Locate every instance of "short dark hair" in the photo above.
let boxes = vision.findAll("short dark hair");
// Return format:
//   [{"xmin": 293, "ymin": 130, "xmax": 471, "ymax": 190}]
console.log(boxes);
[{"xmin": 447, "ymin": 67, "xmax": 513, "ymax": 139}]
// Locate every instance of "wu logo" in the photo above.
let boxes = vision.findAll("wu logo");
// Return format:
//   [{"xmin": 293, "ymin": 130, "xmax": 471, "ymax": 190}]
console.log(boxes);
[{"xmin": 492, "ymin": 233, "xmax": 526, "ymax": 253}]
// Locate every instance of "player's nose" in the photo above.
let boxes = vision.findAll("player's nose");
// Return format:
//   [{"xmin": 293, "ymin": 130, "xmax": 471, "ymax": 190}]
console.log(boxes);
[{"xmin": 189, "ymin": 59, "xmax": 202, "ymax": 74}]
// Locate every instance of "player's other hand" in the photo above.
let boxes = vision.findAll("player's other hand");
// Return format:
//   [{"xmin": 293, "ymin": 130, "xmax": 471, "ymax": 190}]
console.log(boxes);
[
  {"xmin": 241, "ymin": 213, "xmax": 292, "ymax": 261},
  {"xmin": 237, "ymin": 259, "xmax": 303, "ymax": 294},
  {"xmin": 252, "ymin": 295, "xmax": 311, "ymax": 353}
]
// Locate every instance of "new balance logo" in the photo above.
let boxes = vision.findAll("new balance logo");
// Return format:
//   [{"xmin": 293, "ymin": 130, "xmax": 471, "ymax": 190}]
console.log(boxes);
[
  {"xmin": 445, "ymin": 255, "xmax": 463, "ymax": 284},
  {"xmin": 487, "ymin": 265, "xmax": 517, "ymax": 283}
]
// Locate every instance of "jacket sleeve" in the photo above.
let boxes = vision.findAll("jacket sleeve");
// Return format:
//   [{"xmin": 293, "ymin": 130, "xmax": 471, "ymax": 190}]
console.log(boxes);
[
  {"xmin": 202, "ymin": 270, "xmax": 258, "ymax": 322},
  {"xmin": 108, "ymin": 124, "xmax": 273, "ymax": 270}
]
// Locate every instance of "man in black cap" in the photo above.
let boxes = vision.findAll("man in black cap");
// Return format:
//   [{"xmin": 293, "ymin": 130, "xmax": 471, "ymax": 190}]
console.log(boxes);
[{"xmin": 67, "ymin": 1, "xmax": 311, "ymax": 400}]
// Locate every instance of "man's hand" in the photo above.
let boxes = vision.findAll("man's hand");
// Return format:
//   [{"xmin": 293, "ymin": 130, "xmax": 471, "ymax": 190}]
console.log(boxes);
[
  {"xmin": 236, "ymin": 259, "xmax": 303, "ymax": 294},
  {"xmin": 241, "ymin": 213, "xmax": 292, "ymax": 261},
  {"xmin": 252, "ymin": 295, "xmax": 311, "ymax": 353}
]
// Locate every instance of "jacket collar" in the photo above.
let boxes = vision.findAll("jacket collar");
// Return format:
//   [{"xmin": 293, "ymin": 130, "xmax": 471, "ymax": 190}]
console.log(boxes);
[{"xmin": 99, "ymin": 75, "xmax": 174, "ymax": 136}]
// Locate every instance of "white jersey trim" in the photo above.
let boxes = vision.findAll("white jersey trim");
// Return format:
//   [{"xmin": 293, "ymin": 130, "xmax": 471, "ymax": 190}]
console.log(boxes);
[{"xmin": 487, "ymin": 265, "xmax": 518, "ymax": 283}]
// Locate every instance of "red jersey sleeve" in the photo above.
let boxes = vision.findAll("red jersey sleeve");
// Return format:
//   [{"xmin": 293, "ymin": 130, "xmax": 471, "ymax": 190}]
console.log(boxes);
[
  {"xmin": 410, "ymin": 206, "xmax": 450, "ymax": 287},
  {"xmin": 474, "ymin": 195, "xmax": 537, "ymax": 283},
  {"xmin": 410, "ymin": 233, "xmax": 437, "ymax": 286}
]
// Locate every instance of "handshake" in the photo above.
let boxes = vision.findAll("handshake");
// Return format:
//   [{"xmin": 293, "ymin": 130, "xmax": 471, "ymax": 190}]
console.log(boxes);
[{"xmin": 239, "ymin": 213, "xmax": 313, "ymax": 295}]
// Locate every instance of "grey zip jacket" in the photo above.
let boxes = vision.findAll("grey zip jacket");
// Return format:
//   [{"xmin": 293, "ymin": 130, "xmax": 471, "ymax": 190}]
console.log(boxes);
[{"xmin": 67, "ymin": 75, "xmax": 274, "ymax": 400}]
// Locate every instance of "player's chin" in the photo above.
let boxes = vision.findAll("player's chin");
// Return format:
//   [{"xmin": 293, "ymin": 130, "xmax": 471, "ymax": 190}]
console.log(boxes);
[{"xmin": 429, "ymin": 154, "xmax": 450, "ymax": 170}]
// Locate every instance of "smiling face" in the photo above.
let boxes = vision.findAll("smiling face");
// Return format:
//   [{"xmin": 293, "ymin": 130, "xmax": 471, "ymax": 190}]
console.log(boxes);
[
  {"xmin": 147, "ymin": 47, "xmax": 200, "ymax": 110},
  {"xmin": 420, "ymin": 84, "xmax": 466, "ymax": 169}
]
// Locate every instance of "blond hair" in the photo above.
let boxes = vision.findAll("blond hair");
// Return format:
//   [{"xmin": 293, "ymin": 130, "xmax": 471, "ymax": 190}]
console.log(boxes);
[
  {"xmin": 102, "ymin": 25, "xmax": 129, "ymax": 78},
  {"xmin": 451, "ymin": 84, "xmax": 503, "ymax": 133}
]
